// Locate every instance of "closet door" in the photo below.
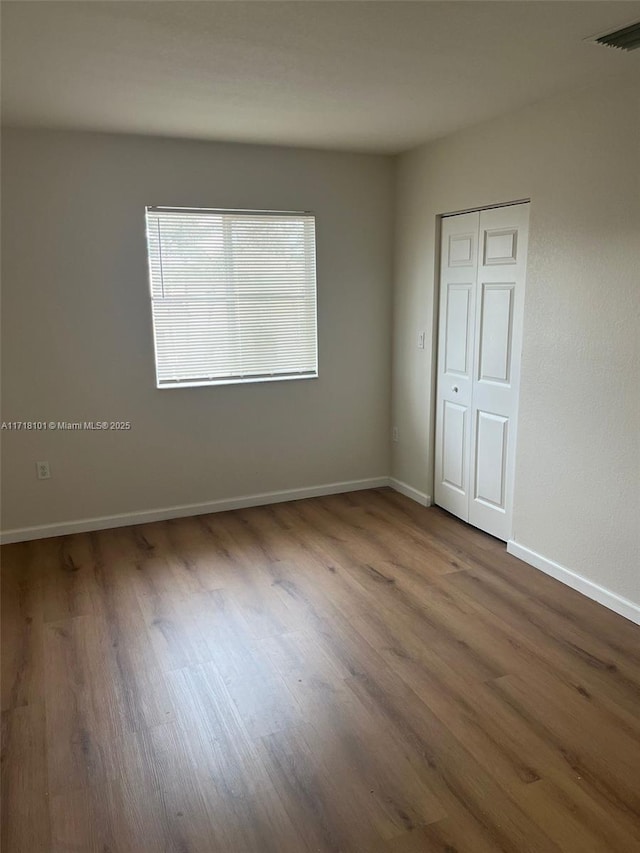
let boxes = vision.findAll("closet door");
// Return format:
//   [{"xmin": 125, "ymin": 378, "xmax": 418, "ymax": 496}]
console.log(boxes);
[
  {"xmin": 434, "ymin": 211, "xmax": 479, "ymax": 521},
  {"xmin": 468, "ymin": 204, "xmax": 529, "ymax": 540},
  {"xmin": 434, "ymin": 203, "xmax": 529, "ymax": 540}
]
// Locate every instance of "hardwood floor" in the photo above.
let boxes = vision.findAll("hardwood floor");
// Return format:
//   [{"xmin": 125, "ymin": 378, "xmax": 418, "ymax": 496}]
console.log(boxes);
[{"xmin": 2, "ymin": 488, "xmax": 640, "ymax": 852}]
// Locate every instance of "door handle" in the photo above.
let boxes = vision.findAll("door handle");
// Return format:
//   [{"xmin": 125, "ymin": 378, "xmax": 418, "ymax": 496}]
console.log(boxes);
[{"xmin": 452, "ymin": 385, "xmax": 459, "ymax": 393}]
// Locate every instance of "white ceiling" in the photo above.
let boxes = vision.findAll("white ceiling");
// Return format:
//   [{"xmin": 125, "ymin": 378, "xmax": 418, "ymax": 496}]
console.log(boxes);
[{"xmin": 2, "ymin": 1, "xmax": 639, "ymax": 154}]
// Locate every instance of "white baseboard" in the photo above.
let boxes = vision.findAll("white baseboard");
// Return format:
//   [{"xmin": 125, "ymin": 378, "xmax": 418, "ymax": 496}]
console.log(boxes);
[
  {"xmin": 388, "ymin": 478, "xmax": 431, "ymax": 507},
  {"xmin": 507, "ymin": 540, "xmax": 640, "ymax": 626},
  {"xmin": 0, "ymin": 476, "xmax": 389, "ymax": 544}
]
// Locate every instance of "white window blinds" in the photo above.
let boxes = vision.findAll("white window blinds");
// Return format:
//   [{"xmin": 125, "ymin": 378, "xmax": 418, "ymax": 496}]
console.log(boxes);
[{"xmin": 145, "ymin": 207, "xmax": 318, "ymax": 387}]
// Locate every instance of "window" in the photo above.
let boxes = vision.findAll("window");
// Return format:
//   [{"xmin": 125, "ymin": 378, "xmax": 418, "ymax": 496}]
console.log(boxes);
[{"xmin": 145, "ymin": 206, "xmax": 318, "ymax": 387}]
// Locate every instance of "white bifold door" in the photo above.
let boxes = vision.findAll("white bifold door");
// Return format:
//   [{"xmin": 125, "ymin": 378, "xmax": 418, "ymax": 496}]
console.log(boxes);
[{"xmin": 434, "ymin": 203, "xmax": 529, "ymax": 541}]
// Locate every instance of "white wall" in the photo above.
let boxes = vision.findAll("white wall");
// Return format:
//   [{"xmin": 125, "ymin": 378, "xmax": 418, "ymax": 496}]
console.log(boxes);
[
  {"xmin": 1, "ymin": 129, "xmax": 394, "ymax": 532},
  {"xmin": 392, "ymin": 75, "xmax": 640, "ymax": 608}
]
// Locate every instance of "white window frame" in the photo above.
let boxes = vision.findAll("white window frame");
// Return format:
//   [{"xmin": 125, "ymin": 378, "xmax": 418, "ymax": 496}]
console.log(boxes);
[{"xmin": 144, "ymin": 206, "xmax": 319, "ymax": 389}]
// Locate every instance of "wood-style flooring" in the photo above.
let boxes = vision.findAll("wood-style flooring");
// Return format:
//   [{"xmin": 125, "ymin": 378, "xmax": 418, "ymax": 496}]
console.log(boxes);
[{"xmin": 2, "ymin": 488, "xmax": 640, "ymax": 852}]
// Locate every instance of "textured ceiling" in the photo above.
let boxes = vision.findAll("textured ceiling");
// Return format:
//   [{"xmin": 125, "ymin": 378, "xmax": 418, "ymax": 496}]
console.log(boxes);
[{"xmin": 2, "ymin": 1, "xmax": 640, "ymax": 153}]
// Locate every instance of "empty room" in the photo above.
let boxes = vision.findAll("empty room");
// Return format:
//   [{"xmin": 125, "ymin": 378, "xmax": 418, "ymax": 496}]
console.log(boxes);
[{"xmin": 1, "ymin": 1, "xmax": 639, "ymax": 851}]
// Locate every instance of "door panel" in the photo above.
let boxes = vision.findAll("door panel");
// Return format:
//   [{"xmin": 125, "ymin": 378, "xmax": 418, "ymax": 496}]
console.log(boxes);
[
  {"xmin": 435, "ymin": 203, "xmax": 529, "ymax": 540},
  {"xmin": 469, "ymin": 204, "xmax": 529, "ymax": 539},
  {"xmin": 478, "ymin": 283, "xmax": 514, "ymax": 383},
  {"xmin": 474, "ymin": 411, "xmax": 508, "ymax": 509},
  {"xmin": 448, "ymin": 232, "xmax": 476, "ymax": 266},
  {"xmin": 434, "ymin": 211, "xmax": 479, "ymax": 521},
  {"xmin": 484, "ymin": 228, "xmax": 518, "ymax": 265},
  {"xmin": 442, "ymin": 401, "xmax": 467, "ymax": 492},
  {"xmin": 444, "ymin": 284, "xmax": 473, "ymax": 375}
]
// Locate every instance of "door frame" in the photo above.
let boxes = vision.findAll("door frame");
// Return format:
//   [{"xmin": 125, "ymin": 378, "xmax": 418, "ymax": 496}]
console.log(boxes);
[{"xmin": 430, "ymin": 198, "xmax": 531, "ymax": 540}]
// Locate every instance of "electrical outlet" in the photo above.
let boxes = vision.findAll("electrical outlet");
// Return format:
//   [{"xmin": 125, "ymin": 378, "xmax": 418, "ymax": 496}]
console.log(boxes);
[
  {"xmin": 392, "ymin": 426, "xmax": 399, "ymax": 443},
  {"xmin": 36, "ymin": 461, "xmax": 51, "ymax": 480},
  {"xmin": 418, "ymin": 331, "xmax": 426, "ymax": 349}
]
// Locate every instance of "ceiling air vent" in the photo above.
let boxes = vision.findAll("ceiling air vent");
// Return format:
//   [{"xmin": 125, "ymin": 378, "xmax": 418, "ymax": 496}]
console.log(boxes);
[{"xmin": 589, "ymin": 20, "xmax": 640, "ymax": 52}]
